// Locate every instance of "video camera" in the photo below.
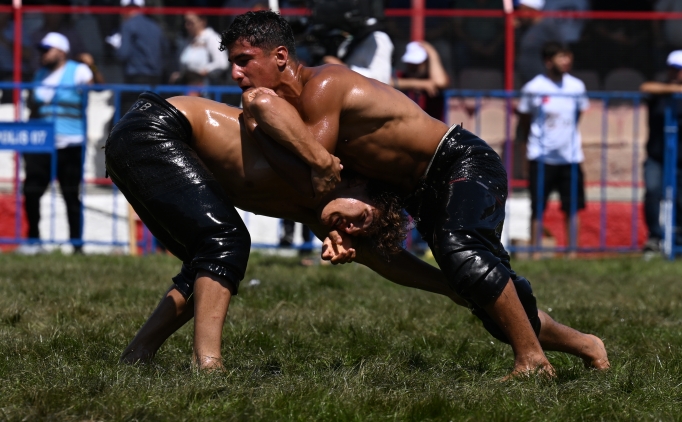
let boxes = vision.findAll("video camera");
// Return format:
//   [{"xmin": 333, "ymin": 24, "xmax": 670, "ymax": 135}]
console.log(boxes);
[{"xmin": 295, "ymin": 0, "xmax": 384, "ymax": 65}]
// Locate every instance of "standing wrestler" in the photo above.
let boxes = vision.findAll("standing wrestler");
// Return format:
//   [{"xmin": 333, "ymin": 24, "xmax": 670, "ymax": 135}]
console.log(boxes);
[
  {"xmin": 222, "ymin": 11, "xmax": 609, "ymax": 378},
  {"xmin": 107, "ymin": 92, "xmax": 465, "ymax": 370}
]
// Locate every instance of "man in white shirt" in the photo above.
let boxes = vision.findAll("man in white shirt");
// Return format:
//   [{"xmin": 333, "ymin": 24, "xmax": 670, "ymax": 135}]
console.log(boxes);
[
  {"xmin": 20, "ymin": 32, "xmax": 93, "ymax": 254},
  {"xmin": 517, "ymin": 42, "xmax": 589, "ymax": 257}
]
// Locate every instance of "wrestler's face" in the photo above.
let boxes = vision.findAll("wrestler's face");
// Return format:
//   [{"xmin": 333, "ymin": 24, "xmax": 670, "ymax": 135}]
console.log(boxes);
[
  {"xmin": 228, "ymin": 39, "xmax": 285, "ymax": 91},
  {"xmin": 318, "ymin": 185, "xmax": 376, "ymax": 236}
]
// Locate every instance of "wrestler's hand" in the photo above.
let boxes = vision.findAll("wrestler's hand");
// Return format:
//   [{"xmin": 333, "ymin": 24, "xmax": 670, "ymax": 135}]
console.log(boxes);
[
  {"xmin": 242, "ymin": 87, "xmax": 279, "ymax": 135},
  {"xmin": 321, "ymin": 230, "xmax": 356, "ymax": 264},
  {"xmin": 311, "ymin": 154, "xmax": 342, "ymax": 198}
]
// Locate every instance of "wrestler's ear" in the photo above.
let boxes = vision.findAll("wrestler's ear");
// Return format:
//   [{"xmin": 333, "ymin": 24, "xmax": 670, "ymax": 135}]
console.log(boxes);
[{"xmin": 274, "ymin": 46, "xmax": 289, "ymax": 69}]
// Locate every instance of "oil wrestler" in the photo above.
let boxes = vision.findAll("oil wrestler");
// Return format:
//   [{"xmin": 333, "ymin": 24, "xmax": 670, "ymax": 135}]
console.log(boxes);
[
  {"xmin": 105, "ymin": 91, "xmax": 466, "ymax": 370},
  {"xmin": 223, "ymin": 10, "xmax": 609, "ymax": 377}
]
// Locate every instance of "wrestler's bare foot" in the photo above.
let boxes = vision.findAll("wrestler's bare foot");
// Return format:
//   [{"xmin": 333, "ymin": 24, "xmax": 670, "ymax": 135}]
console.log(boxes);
[
  {"xmin": 193, "ymin": 355, "xmax": 224, "ymax": 371},
  {"xmin": 501, "ymin": 355, "xmax": 555, "ymax": 381},
  {"xmin": 580, "ymin": 334, "xmax": 610, "ymax": 370}
]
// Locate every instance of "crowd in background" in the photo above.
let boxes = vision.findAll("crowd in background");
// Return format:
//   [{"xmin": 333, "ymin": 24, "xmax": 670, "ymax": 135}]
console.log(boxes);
[
  {"xmin": 4, "ymin": 0, "xmax": 682, "ymax": 255},
  {"xmin": 0, "ymin": 0, "xmax": 680, "ymax": 100}
]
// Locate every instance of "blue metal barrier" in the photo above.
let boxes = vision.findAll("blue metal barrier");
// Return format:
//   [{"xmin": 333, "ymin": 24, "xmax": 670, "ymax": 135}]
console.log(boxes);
[
  {"xmin": 1, "ymin": 83, "xmax": 679, "ymax": 257},
  {"xmin": 442, "ymin": 89, "xmax": 676, "ymax": 257}
]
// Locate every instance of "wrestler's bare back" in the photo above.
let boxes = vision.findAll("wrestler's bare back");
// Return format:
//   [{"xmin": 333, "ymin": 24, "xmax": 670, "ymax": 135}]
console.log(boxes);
[{"xmin": 166, "ymin": 96, "xmax": 318, "ymax": 223}]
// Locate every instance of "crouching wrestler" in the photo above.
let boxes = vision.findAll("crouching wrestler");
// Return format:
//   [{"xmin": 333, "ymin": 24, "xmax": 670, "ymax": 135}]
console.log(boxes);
[
  {"xmin": 105, "ymin": 91, "xmax": 464, "ymax": 370},
  {"xmin": 224, "ymin": 10, "xmax": 610, "ymax": 378}
]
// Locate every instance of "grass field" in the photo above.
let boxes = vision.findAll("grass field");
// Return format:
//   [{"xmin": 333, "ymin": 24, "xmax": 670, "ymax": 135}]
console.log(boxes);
[{"xmin": 1, "ymin": 253, "xmax": 682, "ymax": 421}]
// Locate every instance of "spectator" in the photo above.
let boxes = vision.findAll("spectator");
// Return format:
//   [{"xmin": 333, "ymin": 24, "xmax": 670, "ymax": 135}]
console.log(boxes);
[
  {"xmin": 454, "ymin": 0, "xmax": 504, "ymax": 69},
  {"xmin": 169, "ymin": 13, "xmax": 229, "ymax": 90},
  {"xmin": 0, "ymin": 12, "xmax": 32, "ymax": 103},
  {"xmin": 591, "ymin": 0, "xmax": 652, "ymax": 75},
  {"xmin": 639, "ymin": 50, "xmax": 682, "ymax": 254},
  {"xmin": 394, "ymin": 41, "xmax": 449, "ymax": 121},
  {"xmin": 29, "ymin": 9, "xmax": 105, "ymax": 83},
  {"xmin": 323, "ymin": 18, "xmax": 394, "ymax": 84},
  {"xmin": 654, "ymin": 0, "xmax": 682, "ymax": 52},
  {"xmin": 279, "ymin": 220, "xmax": 314, "ymax": 260},
  {"xmin": 515, "ymin": 0, "xmax": 564, "ymax": 85},
  {"xmin": 19, "ymin": 32, "xmax": 93, "ymax": 255},
  {"xmin": 107, "ymin": 0, "xmax": 168, "ymax": 112},
  {"xmin": 544, "ymin": 0, "xmax": 589, "ymax": 45},
  {"xmin": 517, "ymin": 42, "xmax": 589, "ymax": 258}
]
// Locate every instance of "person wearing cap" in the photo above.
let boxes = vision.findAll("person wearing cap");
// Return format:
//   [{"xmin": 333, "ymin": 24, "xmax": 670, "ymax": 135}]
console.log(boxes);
[
  {"xmin": 19, "ymin": 32, "xmax": 94, "ymax": 255},
  {"xmin": 515, "ymin": 0, "xmax": 565, "ymax": 85},
  {"xmin": 393, "ymin": 41, "xmax": 449, "ymax": 122},
  {"xmin": 517, "ymin": 41, "xmax": 589, "ymax": 259},
  {"xmin": 639, "ymin": 51, "xmax": 682, "ymax": 254}
]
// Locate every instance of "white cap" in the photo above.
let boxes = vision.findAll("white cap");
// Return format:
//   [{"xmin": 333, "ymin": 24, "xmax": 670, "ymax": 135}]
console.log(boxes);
[
  {"xmin": 401, "ymin": 41, "xmax": 428, "ymax": 65},
  {"xmin": 667, "ymin": 50, "xmax": 682, "ymax": 69},
  {"xmin": 121, "ymin": 0, "xmax": 144, "ymax": 6},
  {"xmin": 519, "ymin": 0, "xmax": 545, "ymax": 10},
  {"xmin": 39, "ymin": 32, "xmax": 70, "ymax": 54}
]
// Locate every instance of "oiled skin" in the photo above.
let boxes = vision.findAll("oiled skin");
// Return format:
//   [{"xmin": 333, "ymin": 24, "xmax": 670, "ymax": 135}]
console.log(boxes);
[{"xmin": 166, "ymin": 96, "xmax": 319, "ymax": 224}]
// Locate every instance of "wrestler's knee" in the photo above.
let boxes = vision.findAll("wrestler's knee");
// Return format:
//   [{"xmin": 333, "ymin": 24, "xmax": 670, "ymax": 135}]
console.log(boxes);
[{"xmin": 438, "ymin": 246, "xmax": 510, "ymax": 308}]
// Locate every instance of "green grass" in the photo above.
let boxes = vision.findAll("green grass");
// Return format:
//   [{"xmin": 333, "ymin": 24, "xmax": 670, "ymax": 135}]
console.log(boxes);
[{"xmin": 1, "ymin": 253, "xmax": 682, "ymax": 421}]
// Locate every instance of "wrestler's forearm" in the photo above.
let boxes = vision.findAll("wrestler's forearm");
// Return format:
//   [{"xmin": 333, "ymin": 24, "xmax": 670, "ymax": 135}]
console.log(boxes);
[
  {"xmin": 246, "ymin": 93, "xmax": 333, "ymax": 172},
  {"xmin": 251, "ymin": 126, "xmax": 314, "ymax": 197},
  {"xmin": 356, "ymin": 248, "xmax": 467, "ymax": 307}
]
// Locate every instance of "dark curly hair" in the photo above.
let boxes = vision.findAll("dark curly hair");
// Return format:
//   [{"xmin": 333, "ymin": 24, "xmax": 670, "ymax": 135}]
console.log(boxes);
[
  {"xmin": 219, "ymin": 10, "xmax": 297, "ymax": 59},
  {"xmin": 362, "ymin": 179, "xmax": 410, "ymax": 258}
]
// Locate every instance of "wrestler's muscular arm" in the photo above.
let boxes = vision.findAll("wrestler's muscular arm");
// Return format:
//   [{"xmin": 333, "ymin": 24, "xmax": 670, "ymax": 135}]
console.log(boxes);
[
  {"xmin": 308, "ymin": 225, "xmax": 468, "ymax": 307},
  {"xmin": 242, "ymin": 70, "xmax": 346, "ymax": 196}
]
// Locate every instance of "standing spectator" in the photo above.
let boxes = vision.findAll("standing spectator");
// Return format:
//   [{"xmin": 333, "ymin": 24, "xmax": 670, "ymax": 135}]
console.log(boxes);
[
  {"xmin": 323, "ymin": 18, "xmax": 394, "ymax": 84},
  {"xmin": 394, "ymin": 41, "xmax": 450, "ymax": 122},
  {"xmin": 654, "ymin": 0, "xmax": 682, "ymax": 55},
  {"xmin": 20, "ymin": 32, "xmax": 93, "ymax": 255},
  {"xmin": 639, "ymin": 51, "xmax": 682, "ymax": 254},
  {"xmin": 107, "ymin": 0, "xmax": 168, "ymax": 112},
  {"xmin": 169, "ymin": 13, "xmax": 229, "ymax": 90},
  {"xmin": 517, "ymin": 42, "xmax": 589, "ymax": 258},
  {"xmin": 29, "ymin": 8, "xmax": 105, "ymax": 84},
  {"xmin": 516, "ymin": 0, "xmax": 565, "ymax": 85}
]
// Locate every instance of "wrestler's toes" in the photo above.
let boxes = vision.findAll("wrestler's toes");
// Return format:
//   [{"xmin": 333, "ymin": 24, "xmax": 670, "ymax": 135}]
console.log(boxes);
[{"xmin": 582, "ymin": 334, "xmax": 610, "ymax": 370}]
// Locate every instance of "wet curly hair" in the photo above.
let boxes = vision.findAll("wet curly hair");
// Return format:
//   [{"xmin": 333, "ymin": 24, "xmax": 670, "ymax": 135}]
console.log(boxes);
[
  {"xmin": 219, "ymin": 10, "xmax": 297, "ymax": 59},
  {"xmin": 362, "ymin": 179, "xmax": 410, "ymax": 258}
]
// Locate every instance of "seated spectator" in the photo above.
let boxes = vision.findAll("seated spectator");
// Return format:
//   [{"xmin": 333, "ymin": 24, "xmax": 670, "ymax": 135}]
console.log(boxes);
[
  {"xmin": 544, "ymin": 0, "xmax": 589, "ymax": 45},
  {"xmin": 454, "ymin": 0, "xmax": 504, "ymax": 69},
  {"xmin": 169, "ymin": 13, "xmax": 229, "ymax": 89},
  {"xmin": 393, "ymin": 41, "xmax": 449, "ymax": 121},
  {"xmin": 639, "ymin": 51, "xmax": 682, "ymax": 254}
]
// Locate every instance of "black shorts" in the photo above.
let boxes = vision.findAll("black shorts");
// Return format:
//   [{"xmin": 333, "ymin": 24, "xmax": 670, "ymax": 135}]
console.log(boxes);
[
  {"xmin": 528, "ymin": 160, "xmax": 586, "ymax": 219},
  {"xmin": 404, "ymin": 125, "xmax": 540, "ymax": 343},
  {"xmin": 104, "ymin": 91, "xmax": 251, "ymax": 297}
]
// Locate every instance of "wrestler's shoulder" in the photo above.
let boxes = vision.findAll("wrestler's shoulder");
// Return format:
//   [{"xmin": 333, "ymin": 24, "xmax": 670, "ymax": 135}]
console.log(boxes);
[
  {"xmin": 167, "ymin": 95, "xmax": 242, "ymax": 117},
  {"xmin": 303, "ymin": 64, "xmax": 357, "ymax": 88}
]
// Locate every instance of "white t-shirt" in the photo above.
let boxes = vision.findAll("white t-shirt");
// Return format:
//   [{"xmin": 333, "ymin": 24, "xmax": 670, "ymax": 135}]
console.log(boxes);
[
  {"xmin": 35, "ymin": 62, "xmax": 93, "ymax": 149},
  {"xmin": 517, "ymin": 73, "xmax": 589, "ymax": 164},
  {"xmin": 338, "ymin": 31, "xmax": 394, "ymax": 85},
  {"xmin": 179, "ymin": 27, "xmax": 228, "ymax": 75}
]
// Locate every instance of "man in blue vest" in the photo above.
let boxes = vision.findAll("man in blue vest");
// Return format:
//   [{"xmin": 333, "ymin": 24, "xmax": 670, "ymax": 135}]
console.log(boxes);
[{"xmin": 19, "ymin": 32, "xmax": 93, "ymax": 255}]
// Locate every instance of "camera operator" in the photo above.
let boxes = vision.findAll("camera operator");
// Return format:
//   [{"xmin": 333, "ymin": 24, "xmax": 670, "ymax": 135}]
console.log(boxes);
[{"xmin": 313, "ymin": 1, "xmax": 393, "ymax": 84}]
